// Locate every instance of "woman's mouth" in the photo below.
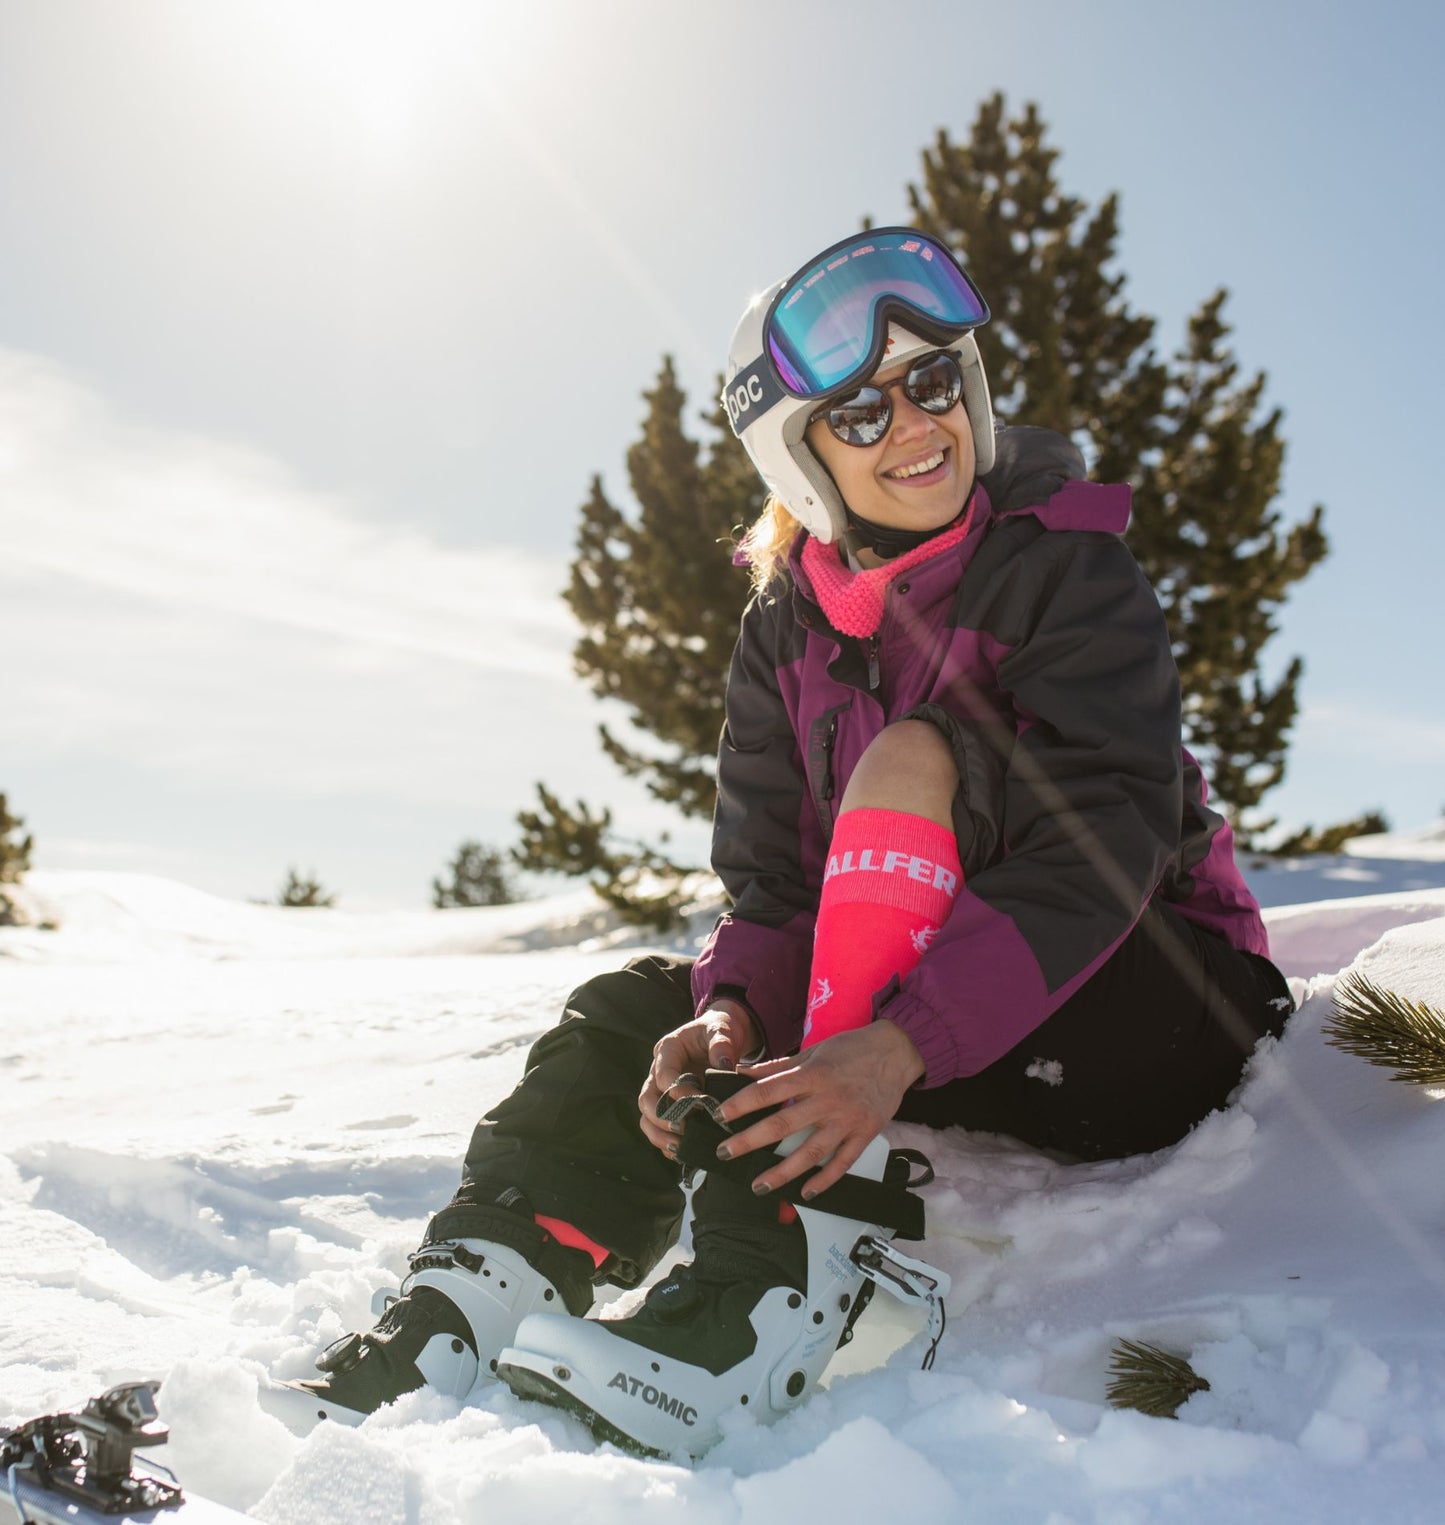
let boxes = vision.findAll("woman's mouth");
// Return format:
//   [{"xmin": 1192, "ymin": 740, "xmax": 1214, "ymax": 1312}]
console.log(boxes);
[{"xmin": 883, "ymin": 447, "xmax": 949, "ymax": 484}]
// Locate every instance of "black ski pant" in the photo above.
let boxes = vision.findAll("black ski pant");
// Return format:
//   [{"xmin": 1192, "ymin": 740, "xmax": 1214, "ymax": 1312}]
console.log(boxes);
[{"xmin": 441, "ymin": 901, "xmax": 1292, "ymax": 1289}]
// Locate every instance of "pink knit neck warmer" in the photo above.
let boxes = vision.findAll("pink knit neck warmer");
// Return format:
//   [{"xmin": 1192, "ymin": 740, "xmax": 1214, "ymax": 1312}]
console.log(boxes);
[{"xmin": 799, "ymin": 497, "xmax": 979, "ymax": 638}]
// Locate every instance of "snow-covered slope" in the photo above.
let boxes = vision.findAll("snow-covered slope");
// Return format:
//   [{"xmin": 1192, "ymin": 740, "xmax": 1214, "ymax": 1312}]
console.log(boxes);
[
  {"xmin": 0, "ymin": 871, "xmax": 713, "ymax": 963},
  {"xmin": 4, "ymin": 848, "xmax": 1445, "ymax": 1523}
]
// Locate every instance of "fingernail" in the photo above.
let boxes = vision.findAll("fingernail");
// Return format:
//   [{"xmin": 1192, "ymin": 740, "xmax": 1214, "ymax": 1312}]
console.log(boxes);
[
  {"xmin": 666, "ymin": 1143, "xmax": 679, "ymax": 1158},
  {"xmin": 752, "ymin": 1180, "xmax": 771, "ymax": 1195},
  {"xmin": 716, "ymin": 1056, "xmax": 736, "ymax": 1071},
  {"xmin": 801, "ymin": 1188, "xmax": 816, "ymax": 1202},
  {"xmin": 716, "ymin": 1144, "xmax": 732, "ymax": 1161}
]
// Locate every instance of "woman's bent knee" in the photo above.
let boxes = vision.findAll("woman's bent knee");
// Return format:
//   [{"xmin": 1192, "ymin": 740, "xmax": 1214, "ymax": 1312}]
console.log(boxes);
[{"xmin": 838, "ymin": 719, "xmax": 959, "ymax": 824}]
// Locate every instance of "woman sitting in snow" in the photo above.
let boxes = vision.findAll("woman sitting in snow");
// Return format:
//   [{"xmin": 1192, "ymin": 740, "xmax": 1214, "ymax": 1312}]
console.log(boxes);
[{"xmin": 288, "ymin": 228, "xmax": 1293, "ymax": 1456}]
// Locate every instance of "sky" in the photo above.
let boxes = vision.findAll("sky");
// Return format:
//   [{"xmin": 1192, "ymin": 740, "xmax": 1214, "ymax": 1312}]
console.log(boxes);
[{"xmin": 2, "ymin": 0, "xmax": 1442, "ymax": 908}]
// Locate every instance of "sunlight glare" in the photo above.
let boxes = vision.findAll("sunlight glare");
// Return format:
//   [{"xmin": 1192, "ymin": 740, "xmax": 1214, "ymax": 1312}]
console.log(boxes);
[{"xmin": 232, "ymin": 0, "xmax": 556, "ymax": 168}]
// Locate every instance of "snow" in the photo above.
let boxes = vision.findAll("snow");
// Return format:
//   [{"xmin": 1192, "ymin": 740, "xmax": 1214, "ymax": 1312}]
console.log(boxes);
[{"xmin": 5, "ymin": 839, "xmax": 1445, "ymax": 1523}]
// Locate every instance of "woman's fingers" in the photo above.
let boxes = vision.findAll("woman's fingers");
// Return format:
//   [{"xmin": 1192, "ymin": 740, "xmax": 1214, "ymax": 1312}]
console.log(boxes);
[
  {"xmin": 638, "ymin": 1114, "xmax": 677, "ymax": 1155},
  {"xmin": 712, "ymin": 1061, "xmax": 803, "ymax": 1124},
  {"xmin": 651, "ymin": 1030, "xmax": 703, "ymax": 1095},
  {"xmin": 726, "ymin": 1101, "xmax": 876, "ymax": 1197},
  {"xmin": 790, "ymin": 1131, "xmax": 869, "ymax": 1198},
  {"xmin": 709, "ymin": 1036, "xmax": 750, "ymax": 1070},
  {"xmin": 719, "ymin": 1096, "xmax": 832, "ymax": 1162},
  {"xmin": 709, "ymin": 1033, "xmax": 907, "ymax": 1195},
  {"xmin": 638, "ymin": 1019, "xmax": 722, "ymax": 1158}
]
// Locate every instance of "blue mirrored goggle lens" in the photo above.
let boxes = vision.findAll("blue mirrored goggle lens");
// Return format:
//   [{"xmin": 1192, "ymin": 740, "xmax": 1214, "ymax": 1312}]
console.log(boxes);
[{"xmin": 766, "ymin": 232, "xmax": 988, "ymax": 397}]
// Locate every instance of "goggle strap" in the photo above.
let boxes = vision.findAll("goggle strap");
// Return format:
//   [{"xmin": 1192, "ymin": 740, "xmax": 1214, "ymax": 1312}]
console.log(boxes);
[{"xmin": 723, "ymin": 356, "xmax": 788, "ymax": 437}]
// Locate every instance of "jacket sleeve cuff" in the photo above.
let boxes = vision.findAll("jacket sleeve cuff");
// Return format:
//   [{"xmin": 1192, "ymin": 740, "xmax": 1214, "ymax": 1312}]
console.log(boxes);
[
  {"xmin": 708, "ymin": 984, "xmax": 768, "ymax": 1060},
  {"xmin": 695, "ymin": 975, "xmax": 801, "ymax": 1060},
  {"xmin": 874, "ymin": 982, "xmax": 961, "ymax": 1088},
  {"xmin": 691, "ymin": 913, "xmax": 812, "ymax": 1058}
]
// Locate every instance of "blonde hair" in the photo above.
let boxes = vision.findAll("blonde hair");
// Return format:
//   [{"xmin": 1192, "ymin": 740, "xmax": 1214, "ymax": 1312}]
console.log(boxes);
[{"xmin": 736, "ymin": 494, "xmax": 806, "ymax": 595}]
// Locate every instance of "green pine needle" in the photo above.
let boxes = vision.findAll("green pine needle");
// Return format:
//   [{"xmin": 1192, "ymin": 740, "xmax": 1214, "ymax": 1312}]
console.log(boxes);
[
  {"xmin": 1324, "ymin": 971, "xmax": 1445, "ymax": 1086},
  {"xmin": 1106, "ymin": 1339, "xmax": 1210, "ymax": 1419}
]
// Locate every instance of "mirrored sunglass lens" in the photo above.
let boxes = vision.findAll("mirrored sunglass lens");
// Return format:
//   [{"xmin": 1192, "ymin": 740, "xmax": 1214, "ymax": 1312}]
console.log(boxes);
[
  {"xmin": 906, "ymin": 354, "xmax": 963, "ymax": 412},
  {"xmin": 826, "ymin": 388, "xmax": 890, "ymax": 444}
]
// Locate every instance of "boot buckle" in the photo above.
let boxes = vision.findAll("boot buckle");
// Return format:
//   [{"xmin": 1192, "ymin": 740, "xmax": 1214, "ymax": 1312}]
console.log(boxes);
[
  {"xmin": 314, "ymin": 1331, "xmax": 366, "ymax": 1375},
  {"xmin": 850, "ymin": 1237, "xmax": 951, "ymax": 1365}
]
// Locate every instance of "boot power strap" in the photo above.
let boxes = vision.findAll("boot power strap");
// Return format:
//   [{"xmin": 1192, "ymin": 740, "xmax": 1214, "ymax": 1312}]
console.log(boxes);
[{"xmin": 673, "ymin": 1112, "xmax": 926, "ymax": 1241}]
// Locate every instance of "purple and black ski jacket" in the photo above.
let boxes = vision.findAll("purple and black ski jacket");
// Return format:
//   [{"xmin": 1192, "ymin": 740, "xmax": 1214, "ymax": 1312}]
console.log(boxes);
[{"xmin": 691, "ymin": 426, "xmax": 1268, "ymax": 1087}]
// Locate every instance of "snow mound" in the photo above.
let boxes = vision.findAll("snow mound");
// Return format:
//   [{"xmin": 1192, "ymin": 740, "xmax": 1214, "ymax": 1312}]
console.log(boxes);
[
  {"xmin": 1264, "ymin": 887, "xmax": 1445, "ymax": 979},
  {"xmin": 0, "ymin": 870, "xmax": 720, "ymax": 964},
  {"xmin": 1345, "ymin": 819, "xmax": 1445, "ymax": 862}
]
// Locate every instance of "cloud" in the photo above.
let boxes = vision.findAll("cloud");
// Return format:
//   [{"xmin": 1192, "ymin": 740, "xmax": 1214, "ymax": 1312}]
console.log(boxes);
[
  {"xmin": 0, "ymin": 348, "xmax": 575, "ymax": 676},
  {"xmin": 1295, "ymin": 699, "xmax": 1445, "ymax": 766},
  {"xmin": 0, "ymin": 346, "xmax": 636, "ymax": 812}
]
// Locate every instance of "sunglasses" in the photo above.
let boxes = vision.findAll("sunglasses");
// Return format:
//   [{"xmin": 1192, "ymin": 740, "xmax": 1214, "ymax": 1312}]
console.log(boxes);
[{"xmin": 810, "ymin": 351, "xmax": 964, "ymax": 447}]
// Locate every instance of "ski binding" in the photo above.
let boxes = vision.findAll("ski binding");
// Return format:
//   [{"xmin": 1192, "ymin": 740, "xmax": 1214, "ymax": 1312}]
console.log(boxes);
[{"xmin": 1, "ymin": 1381, "xmax": 246, "ymax": 1524}]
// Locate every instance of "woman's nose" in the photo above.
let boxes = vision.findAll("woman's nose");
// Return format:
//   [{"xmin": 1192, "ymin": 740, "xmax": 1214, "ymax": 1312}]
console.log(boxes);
[{"xmin": 888, "ymin": 389, "xmax": 932, "ymax": 442}]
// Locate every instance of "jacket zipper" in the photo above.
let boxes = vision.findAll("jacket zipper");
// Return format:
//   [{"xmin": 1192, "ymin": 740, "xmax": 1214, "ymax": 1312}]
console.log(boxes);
[
  {"xmin": 866, "ymin": 635, "xmax": 880, "ymax": 692},
  {"xmin": 808, "ymin": 708, "xmax": 845, "ymax": 834}
]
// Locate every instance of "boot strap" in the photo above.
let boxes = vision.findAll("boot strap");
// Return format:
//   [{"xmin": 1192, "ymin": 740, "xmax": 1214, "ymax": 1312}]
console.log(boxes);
[
  {"xmin": 421, "ymin": 1202, "xmax": 596, "ymax": 1314},
  {"xmin": 672, "ymin": 1109, "xmax": 926, "ymax": 1241}
]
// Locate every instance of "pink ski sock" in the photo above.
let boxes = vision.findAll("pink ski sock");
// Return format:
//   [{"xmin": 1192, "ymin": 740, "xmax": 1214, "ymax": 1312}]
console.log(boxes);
[
  {"xmin": 534, "ymin": 1214, "xmax": 609, "ymax": 1269},
  {"xmin": 803, "ymin": 809, "xmax": 962, "ymax": 1047}
]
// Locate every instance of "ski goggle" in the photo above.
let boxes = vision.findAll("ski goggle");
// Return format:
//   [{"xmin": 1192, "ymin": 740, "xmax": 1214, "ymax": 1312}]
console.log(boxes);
[
  {"xmin": 769, "ymin": 228, "xmax": 988, "ymax": 398},
  {"xmin": 811, "ymin": 351, "xmax": 964, "ymax": 447}
]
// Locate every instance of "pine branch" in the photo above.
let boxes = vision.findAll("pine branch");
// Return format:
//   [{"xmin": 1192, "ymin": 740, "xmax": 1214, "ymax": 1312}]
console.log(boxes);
[
  {"xmin": 1324, "ymin": 971, "xmax": 1445, "ymax": 1086},
  {"xmin": 1105, "ymin": 1339, "xmax": 1209, "ymax": 1419}
]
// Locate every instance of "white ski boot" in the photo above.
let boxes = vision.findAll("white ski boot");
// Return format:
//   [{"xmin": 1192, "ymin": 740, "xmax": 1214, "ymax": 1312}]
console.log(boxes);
[
  {"xmin": 497, "ymin": 1099, "xmax": 946, "ymax": 1457},
  {"xmin": 269, "ymin": 1191, "xmax": 597, "ymax": 1430}
]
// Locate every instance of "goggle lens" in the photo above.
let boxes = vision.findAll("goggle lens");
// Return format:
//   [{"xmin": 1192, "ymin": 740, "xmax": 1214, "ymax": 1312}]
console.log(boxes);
[
  {"xmin": 767, "ymin": 230, "xmax": 988, "ymax": 398},
  {"xmin": 816, "ymin": 352, "xmax": 964, "ymax": 447}
]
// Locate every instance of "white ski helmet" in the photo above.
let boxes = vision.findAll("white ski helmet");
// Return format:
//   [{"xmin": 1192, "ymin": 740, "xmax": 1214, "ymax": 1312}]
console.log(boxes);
[{"xmin": 722, "ymin": 228, "xmax": 995, "ymax": 545}]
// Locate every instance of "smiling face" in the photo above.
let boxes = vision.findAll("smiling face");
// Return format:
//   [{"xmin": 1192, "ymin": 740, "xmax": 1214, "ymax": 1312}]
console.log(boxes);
[{"xmin": 805, "ymin": 356, "xmax": 977, "ymax": 539}]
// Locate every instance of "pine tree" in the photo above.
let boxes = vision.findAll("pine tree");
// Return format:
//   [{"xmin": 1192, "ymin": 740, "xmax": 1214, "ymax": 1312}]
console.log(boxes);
[
  {"xmin": 432, "ymin": 840, "xmax": 518, "ymax": 908},
  {"xmin": 565, "ymin": 361, "xmax": 759, "ymax": 813},
  {"xmin": 0, "ymin": 793, "xmax": 33, "ymax": 885},
  {"xmin": 518, "ymin": 364, "xmax": 760, "ymax": 923},
  {"xmin": 276, "ymin": 867, "xmax": 336, "ymax": 908},
  {"xmin": 515, "ymin": 785, "xmax": 697, "ymax": 931},
  {"xmin": 0, "ymin": 793, "xmax": 34, "ymax": 925},
  {"xmin": 910, "ymin": 97, "xmax": 1328, "ymax": 839},
  {"xmin": 1270, "ymin": 810, "xmax": 1390, "ymax": 857}
]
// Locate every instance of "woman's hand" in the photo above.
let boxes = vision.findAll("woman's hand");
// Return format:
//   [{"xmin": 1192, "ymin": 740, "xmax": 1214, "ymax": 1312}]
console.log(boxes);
[
  {"xmin": 638, "ymin": 999, "xmax": 761, "ymax": 1158},
  {"xmin": 711, "ymin": 1022, "xmax": 926, "ymax": 1198}
]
